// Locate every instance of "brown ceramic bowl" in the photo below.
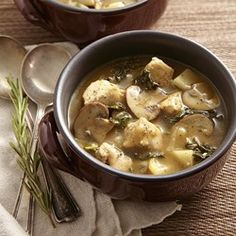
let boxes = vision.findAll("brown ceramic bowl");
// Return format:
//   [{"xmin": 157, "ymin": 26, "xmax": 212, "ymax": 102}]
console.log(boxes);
[
  {"xmin": 14, "ymin": 0, "xmax": 167, "ymax": 45},
  {"xmin": 38, "ymin": 31, "xmax": 236, "ymax": 201}
]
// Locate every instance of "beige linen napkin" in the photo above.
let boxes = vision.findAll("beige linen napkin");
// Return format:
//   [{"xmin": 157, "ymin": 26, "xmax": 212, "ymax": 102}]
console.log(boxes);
[{"xmin": 0, "ymin": 42, "xmax": 181, "ymax": 236}]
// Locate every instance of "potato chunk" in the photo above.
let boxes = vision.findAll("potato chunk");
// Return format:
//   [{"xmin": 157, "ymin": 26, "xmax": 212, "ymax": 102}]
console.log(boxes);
[
  {"xmin": 78, "ymin": 0, "xmax": 95, "ymax": 6},
  {"xmin": 96, "ymin": 142, "xmax": 132, "ymax": 172},
  {"xmin": 160, "ymin": 92, "xmax": 184, "ymax": 116},
  {"xmin": 145, "ymin": 57, "xmax": 174, "ymax": 87},
  {"xmin": 148, "ymin": 158, "xmax": 169, "ymax": 175},
  {"xmin": 104, "ymin": 2, "xmax": 125, "ymax": 8},
  {"xmin": 173, "ymin": 69, "xmax": 202, "ymax": 90},
  {"xmin": 123, "ymin": 117, "xmax": 163, "ymax": 151},
  {"xmin": 83, "ymin": 79, "xmax": 125, "ymax": 106},
  {"xmin": 168, "ymin": 150, "xmax": 194, "ymax": 168}
]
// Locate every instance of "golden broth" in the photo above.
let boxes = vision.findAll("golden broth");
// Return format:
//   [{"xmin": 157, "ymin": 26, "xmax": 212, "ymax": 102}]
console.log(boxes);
[{"xmin": 68, "ymin": 56, "xmax": 227, "ymax": 175}]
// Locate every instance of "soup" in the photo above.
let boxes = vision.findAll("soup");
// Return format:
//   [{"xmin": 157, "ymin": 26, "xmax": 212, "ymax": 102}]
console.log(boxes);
[
  {"xmin": 58, "ymin": 0, "xmax": 138, "ymax": 9},
  {"xmin": 68, "ymin": 56, "xmax": 226, "ymax": 175}
]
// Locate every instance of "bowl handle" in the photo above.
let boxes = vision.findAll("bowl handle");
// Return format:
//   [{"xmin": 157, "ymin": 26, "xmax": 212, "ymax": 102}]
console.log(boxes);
[
  {"xmin": 38, "ymin": 111, "xmax": 77, "ymax": 177},
  {"xmin": 14, "ymin": 0, "xmax": 46, "ymax": 25}
]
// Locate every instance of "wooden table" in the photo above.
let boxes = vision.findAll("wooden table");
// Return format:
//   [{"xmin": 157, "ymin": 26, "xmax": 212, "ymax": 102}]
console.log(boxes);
[{"xmin": 1, "ymin": 0, "xmax": 235, "ymax": 235}]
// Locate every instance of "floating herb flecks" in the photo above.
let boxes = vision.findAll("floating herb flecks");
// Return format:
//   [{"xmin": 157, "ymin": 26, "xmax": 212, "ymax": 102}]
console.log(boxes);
[
  {"xmin": 185, "ymin": 137, "xmax": 217, "ymax": 160},
  {"xmin": 110, "ymin": 111, "xmax": 132, "ymax": 129},
  {"xmin": 166, "ymin": 107, "xmax": 223, "ymax": 124},
  {"xmin": 134, "ymin": 70, "xmax": 159, "ymax": 90}
]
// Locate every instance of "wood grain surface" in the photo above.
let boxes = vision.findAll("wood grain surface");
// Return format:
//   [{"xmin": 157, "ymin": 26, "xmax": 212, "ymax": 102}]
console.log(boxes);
[{"xmin": 0, "ymin": 0, "xmax": 235, "ymax": 235}]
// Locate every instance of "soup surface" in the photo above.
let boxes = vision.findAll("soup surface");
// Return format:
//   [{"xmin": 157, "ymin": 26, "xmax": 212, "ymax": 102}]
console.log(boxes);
[
  {"xmin": 58, "ymin": 0, "xmax": 138, "ymax": 9},
  {"xmin": 69, "ymin": 56, "xmax": 226, "ymax": 175}
]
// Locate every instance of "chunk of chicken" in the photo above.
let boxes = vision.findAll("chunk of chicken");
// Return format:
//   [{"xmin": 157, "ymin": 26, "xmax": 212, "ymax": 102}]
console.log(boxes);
[
  {"xmin": 96, "ymin": 142, "xmax": 132, "ymax": 172},
  {"xmin": 83, "ymin": 79, "xmax": 125, "ymax": 106},
  {"xmin": 145, "ymin": 57, "xmax": 174, "ymax": 87},
  {"xmin": 160, "ymin": 92, "xmax": 184, "ymax": 116},
  {"xmin": 173, "ymin": 69, "xmax": 202, "ymax": 91},
  {"xmin": 123, "ymin": 117, "xmax": 163, "ymax": 151}
]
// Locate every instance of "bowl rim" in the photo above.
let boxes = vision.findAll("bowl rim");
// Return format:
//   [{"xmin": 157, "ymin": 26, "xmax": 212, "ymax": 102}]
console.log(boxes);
[
  {"xmin": 42, "ymin": 0, "xmax": 149, "ymax": 13},
  {"xmin": 55, "ymin": 30, "xmax": 236, "ymax": 181}
]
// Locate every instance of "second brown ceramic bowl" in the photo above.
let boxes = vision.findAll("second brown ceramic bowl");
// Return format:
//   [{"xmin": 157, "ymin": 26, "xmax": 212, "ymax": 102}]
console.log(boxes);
[
  {"xmin": 38, "ymin": 31, "xmax": 236, "ymax": 201},
  {"xmin": 14, "ymin": 0, "xmax": 167, "ymax": 45}
]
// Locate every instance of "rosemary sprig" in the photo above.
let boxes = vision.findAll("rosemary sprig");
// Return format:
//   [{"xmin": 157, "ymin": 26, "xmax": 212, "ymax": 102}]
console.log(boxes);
[{"xmin": 7, "ymin": 77, "xmax": 55, "ymax": 227}]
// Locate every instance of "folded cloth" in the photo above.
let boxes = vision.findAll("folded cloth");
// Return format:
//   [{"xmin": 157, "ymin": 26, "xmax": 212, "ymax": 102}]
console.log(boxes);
[
  {"xmin": 0, "ymin": 204, "xmax": 27, "ymax": 236},
  {"xmin": 0, "ymin": 42, "xmax": 181, "ymax": 236}
]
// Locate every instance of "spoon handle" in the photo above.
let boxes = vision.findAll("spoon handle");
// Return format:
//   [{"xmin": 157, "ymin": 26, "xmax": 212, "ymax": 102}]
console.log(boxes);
[
  {"xmin": 42, "ymin": 159, "xmax": 81, "ymax": 222},
  {"xmin": 32, "ymin": 105, "xmax": 81, "ymax": 223}
]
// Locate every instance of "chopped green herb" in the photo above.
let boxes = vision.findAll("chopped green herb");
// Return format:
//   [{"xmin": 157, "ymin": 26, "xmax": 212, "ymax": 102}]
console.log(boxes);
[
  {"xmin": 110, "ymin": 111, "xmax": 132, "ymax": 129},
  {"xmin": 166, "ymin": 107, "xmax": 223, "ymax": 124},
  {"xmin": 108, "ymin": 66, "xmax": 128, "ymax": 82},
  {"xmin": 107, "ymin": 59, "xmax": 145, "ymax": 83},
  {"xmin": 166, "ymin": 107, "xmax": 193, "ymax": 123},
  {"xmin": 185, "ymin": 137, "xmax": 216, "ymax": 159},
  {"xmin": 84, "ymin": 143, "xmax": 99, "ymax": 153},
  {"xmin": 134, "ymin": 151, "xmax": 165, "ymax": 160},
  {"xmin": 108, "ymin": 102, "xmax": 126, "ymax": 111},
  {"xmin": 134, "ymin": 70, "xmax": 159, "ymax": 90}
]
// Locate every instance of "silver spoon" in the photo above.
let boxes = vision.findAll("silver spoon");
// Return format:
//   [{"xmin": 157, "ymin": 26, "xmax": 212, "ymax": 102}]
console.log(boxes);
[
  {"xmin": 0, "ymin": 36, "xmax": 35, "ymax": 220},
  {"xmin": 20, "ymin": 44, "xmax": 81, "ymax": 234},
  {"xmin": 0, "ymin": 35, "xmax": 26, "ymax": 99},
  {"xmin": 0, "ymin": 37, "xmax": 80, "ymax": 233}
]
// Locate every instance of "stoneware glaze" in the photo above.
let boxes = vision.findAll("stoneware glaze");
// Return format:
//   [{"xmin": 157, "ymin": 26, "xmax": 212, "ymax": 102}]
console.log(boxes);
[
  {"xmin": 14, "ymin": 0, "xmax": 167, "ymax": 45},
  {"xmin": 38, "ymin": 31, "xmax": 236, "ymax": 201}
]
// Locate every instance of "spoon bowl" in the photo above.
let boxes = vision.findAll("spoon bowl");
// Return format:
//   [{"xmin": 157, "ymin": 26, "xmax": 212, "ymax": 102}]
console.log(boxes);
[
  {"xmin": 21, "ymin": 44, "xmax": 71, "ymax": 106},
  {"xmin": 0, "ymin": 36, "xmax": 26, "ymax": 99}
]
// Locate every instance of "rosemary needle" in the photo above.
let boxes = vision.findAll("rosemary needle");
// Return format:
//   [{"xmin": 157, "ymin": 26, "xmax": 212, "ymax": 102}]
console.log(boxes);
[{"xmin": 7, "ymin": 77, "xmax": 55, "ymax": 227}]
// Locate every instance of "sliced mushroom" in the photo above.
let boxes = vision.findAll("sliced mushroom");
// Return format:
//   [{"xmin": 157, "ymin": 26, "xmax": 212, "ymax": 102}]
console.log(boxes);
[
  {"xmin": 173, "ymin": 69, "xmax": 202, "ymax": 91},
  {"xmin": 182, "ymin": 82, "xmax": 220, "ymax": 110},
  {"xmin": 168, "ymin": 114, "xmax": 214, "ymax": 150},
  {"xmin": 83, "ymin": 79, "xmax": 125, "ymax": 106},
  {"xmin": 159, "ymin": 92, "xmax": 184, "ymax": 116},
  {"xmin": 123, "ymin": 117, "xmax": 163, "ymax": 152},
  {"xmin": 96, "ymin": 142, "xmax": 132, "ymax": 172},
  {"xmin": 126, "ymin": 85, "xmax": 167, "ymax": 120},
  {"xmin": 144, "ymin": 57, "xmax": 174, "ymax": 87},
  {"xmin": 74, "ymin": 102, "xmax": 114, "ymax": 144}
]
